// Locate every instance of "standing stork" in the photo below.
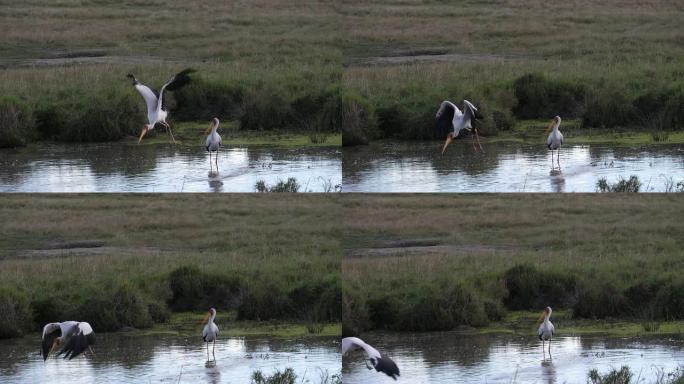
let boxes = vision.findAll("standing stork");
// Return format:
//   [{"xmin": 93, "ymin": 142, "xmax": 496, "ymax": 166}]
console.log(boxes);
[
  {"xmin": 342, "ymin": 337, "xmax": 400, "ymax": 380},
  {"xmin": 41, "ymin": 321, "xmax": 95, "ymax": 361},
  {"xmin": 127, "ymin": 68, "xmax": 195, "ymax": 144},
  {"xmin": 538, "ymin": 306, "xmax": 555, "ymax": 358},
  {"xmin": 205, "ymin": 118, "xmax": 222, "ymax": 173},
  {"xmin": 202, "ymin": 308, "xmax": 219, "ymax": 362},
  {"xmin": 436, "ymin": 99, "xmax": 483, "ymax": 154},
  {"xmin": 546, "ymin": 116, "xmax": 563, "ymax": 169}
]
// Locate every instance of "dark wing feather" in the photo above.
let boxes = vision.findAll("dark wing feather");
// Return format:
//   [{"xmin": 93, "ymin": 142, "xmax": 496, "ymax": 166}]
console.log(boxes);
[
  {"xmin": 57, "ymin": 323, "xmax": 94, "ymax": 360},
  {"xmin": 375, "ymin": 356, "xmax": 400, "ymax": 380},
  {"xmin": 41, "ymin": 326, "xmax": 61, "ymax": 361},
  {"xmin": 158, "ymin": 68, "xmax": 195, "ymax": 110},
  {"xmin": 436, "ymin": 102, "xmax": 455, "ymax": 137},
  {"xmin": 462, "ymin": 100, "xmax": 478, "ymax": 127}
]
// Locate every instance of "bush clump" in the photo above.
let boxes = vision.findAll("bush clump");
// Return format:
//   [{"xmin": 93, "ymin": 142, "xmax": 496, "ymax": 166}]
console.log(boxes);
[
  {"xmin": 0, "ymin": 96, "xmax": 35, "ymax": 148},
  {"xmin": 172, "ymin": 79, "xmax": 244, "ymax": 121},
  {"xmin": 168, "ymin": 266, "xmax": 243, "ymax": 312},
  {"xmin": 251, "ymin": 368, "xmax": 297, "ymax": 384},
  {"xmin": 341, "ymin": 92, "xmax": 377, "ymax": 146},
  {"xmin": 0, "ymin": 288, "xmax": 33, "ymax": 338},
  {"xmin": 77, "ymin": 284, "xmax": 154, "ymax": 331},
  {"xmin": 513, "ymin": 73, "xmax": 585, "ymax": 119},
  {"xmin": 573, "ymin": 281, "xmax": 626, "ymax": 319},
  {"xmin": 503, "ymin": 264, "xmax": 577, "ymax": 310},
  {"xmin": 596, "ymin": 176, "xmax": 641, "ymax": 193}
]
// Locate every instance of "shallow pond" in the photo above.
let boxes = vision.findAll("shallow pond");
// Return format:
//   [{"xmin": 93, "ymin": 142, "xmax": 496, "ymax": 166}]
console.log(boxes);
[
  {"xmin": 0, "ymin": 143, "xmax": 341, "ymax": 192},
  {"xmin": 342, "ymin": 332, "xmax": 684, "ymax": 383},
  {"xmin": 0, "ymin": 334, "xmax": 339, "ymax": 383},
  {"xmin": 343, "ymin": 141, "xmax": 684, "ymax": 192}
]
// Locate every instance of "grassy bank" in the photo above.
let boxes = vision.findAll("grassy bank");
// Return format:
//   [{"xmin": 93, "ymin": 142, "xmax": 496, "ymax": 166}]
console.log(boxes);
[
  {"xmin": 0, "ymin": 1, "xmax": 341, "ymax": 148},
  {"xmin": 0, "ymin": 194, "xmax": 341, "ymax": 338},
  {"xmin": 342, "ymin": 194, "xmax": 684, "ymax": 334},
  {"xmin": 137, "ymin": 121, "xmax": 342, "ymax": 147},
  {"xmin": 341, "ymin": 0, "xmax": 684, "ymax": 145}
]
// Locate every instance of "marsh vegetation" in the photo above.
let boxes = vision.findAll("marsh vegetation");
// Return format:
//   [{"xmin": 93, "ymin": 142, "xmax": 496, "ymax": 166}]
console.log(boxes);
[
  {"xmin": 341, "ymin": 0, "xmax": 684, "ymax": 144},
  {"xmin": 0, "ymin": 194, "xmax": 341, "ymax": 337},
  {"xmin": 0, "ymin": 1, "xmax": 341, "ymax": 148},
  {"xmin": 342, "ymin": 194, "xmax": 684, "ymax": 334}
]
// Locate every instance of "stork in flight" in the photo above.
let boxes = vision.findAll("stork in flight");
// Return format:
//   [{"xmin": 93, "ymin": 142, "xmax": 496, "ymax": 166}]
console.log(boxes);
[
  {"xmin": 538, "ymin": 306, "xmax": 555, "ymax": 358},
  {"xmin": 127, "ymin": 68, "xmax": 195, "ymax": 144},
  {"xmin": 202, "ymin": 308, "xmax": 219, "ymax": 362},
  {"xmin": 342, "ymin": 337, "xmax": 400, "ymax": 380},
  {"xmin": 41, "ymin": 321, "xmax": 95, "ymax": 361},
  {"xmin": 205, "ymin": 118, "xmax": 222, "ymax": 173},
  {"xmin": 546, "ymin": 116, "xmax": 564, "ymax": 169},
  {"xmin": 436, "ymin": 99, "xmax": 483, "ymax": 154}
]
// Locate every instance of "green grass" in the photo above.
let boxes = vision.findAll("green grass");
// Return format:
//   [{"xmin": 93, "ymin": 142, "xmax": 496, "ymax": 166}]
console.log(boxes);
[
  {"xmin": 342, "ymin": 194, "xmax": 684, "ymax": 334},
  {"xmin": 0, "ymin": 194, "xmax": 341, "ymax": 337},
  {"xmin": 137, "ymin": 121, "xmax": 342, "ymax": 147},
  {"xmin": 0, "ymin": 1, "xmax": 341, "ymax": 147},
  {"xmin": 341, "ymin": 0, "xmax": 684, "ymax": 144}
]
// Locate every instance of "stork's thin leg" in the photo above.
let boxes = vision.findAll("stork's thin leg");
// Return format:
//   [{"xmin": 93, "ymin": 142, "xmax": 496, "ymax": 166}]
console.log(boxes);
[
  {"xmin": 542, "ymin": 340, "xmax": 545, "ymax": 358},
  {"xmin": 557, "ymin": 150, "xmax": 561, "ymax": 169},
  {"xmin": 215, "ymin": 148, "xmax": 219, "ymax": 172},
  {"xmin": 206, "ymin": 342, "xmax": 209, "ymax": 361},
  {"xmin": 212, "ymin": 340, "xmax": 216, "ymax": 361},
  {"xmin": 474, "ymin": 129, "xmax": 484, "ymax": 153},
  {"xmin": 208, "ymin": 152, "xmax": 212, "ymax": 172}
]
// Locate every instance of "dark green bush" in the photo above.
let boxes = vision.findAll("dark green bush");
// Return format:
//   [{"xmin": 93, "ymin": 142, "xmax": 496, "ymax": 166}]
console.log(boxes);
[
  {"xmin": 588, "ymin": 366, "xmax": 632, "ymax": 384},
  {"xmin": 573, "ymin": 281, "xmax": 626, "ymax": 319},
  {"xmin": 513, "ymin": 73, "xmax": 585, "ymax": 119},
  {"xmin": 289, "ymin": 277, "xmax": 340, "ymax": 322},
  {"xmin": 624, "ymin": 279, "xmax": 684, "ymax": 320},
  {"xmin": 583, "ymin": 88, "xmax": 636, "ymax": 128},
  {"xmin": 251, "ymin": 368, "xmax": 297, "ymax": 384},
  {"xmin": 239, "ymin": 92, "xmax": 294, "ymax": 131},
  {"xmin": 237, "ymin": 282, "xmax": 291, "ymax": 321},
  {"xmin": 633, "ymin": 85, "xmax": 684, "ymax": 130},
  {"xmin": 32, "ymin": 295, "xmax": 68, "ymax": 330},
  {"xmin": 36, "ymin": 88, "xmax": 141, "ymax": 142},
  {"xmin": 77, "ymin": 284, "xmax": 154, "ymax": 331},
  {"xmin": 503, "ymin": 264, "xmax": 577, "ymax": 310},
  {"xmin": 168, "ymin": 266, "xmax": 243, "ymax": 311},
  {"xmin": 342, "ymin": 284, "xmax": 370, "ymax": 336},
  {"xmin": 0, "ymin": 288, "xmax": 32, "ymax": 338},
  {"xmin": 341, "ymin": 92, "xmax": 377, "ymax": 146},
  {"xmin": 173, "ymin": 79, "xmax": 244, "ymax": 121},
  {"xmin": 0, "ymin": 96, "xmax": 35, "ymax": 148}
]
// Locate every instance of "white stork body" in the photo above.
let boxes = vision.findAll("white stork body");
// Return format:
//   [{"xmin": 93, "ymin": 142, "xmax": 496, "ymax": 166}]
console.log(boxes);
[
  {"xmin": 202, "ymin": 308, "xmax": 219, "ymax": 361},
  {"xmin": 537, "ymin": 307, "xmax": 555, "ymax": 358},
  {"xmin": 42, "ymin": 321, "xmax": 95, "ymax": 361},
  {"xmin": 127, "ymin": 69, "xmax": 194, "ymax": 144},
  {"xmin": 205, "ymin": 118, "xmax": 222, "ymax": 173},
  {"xmin": 546, "ymin": 116, "xmax": 563, "ymax": 169},
  {"xmin": 436, "ymin": 99, "xmax": 482, "ymax": 154},
  {"xmin": 342, "ymin": 337, "xmax": 400, "ymax": 380}
]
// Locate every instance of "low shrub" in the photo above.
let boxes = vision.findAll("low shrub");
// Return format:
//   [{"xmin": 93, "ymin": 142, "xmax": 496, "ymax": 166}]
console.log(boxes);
[
  {"xmin": 513, "ymin": 73, "xmax": 585, "ymax": 119},
  {"xmin": 0, "ymin": 288, "xmax": 32, "ymax": 338},
  {"xmin": 173, "ymin": 79, "xmax": 244, "ymax": 121},
  {"xmin": 342, "ymin": 284, "xmax": 370, "ymax": 336},
  {"xmin": 596, "ymin": 176, "xmax": 641, "ymax": 193},
  {"xmin": 168, "ymin": 266, "xmax": 242, "ymax": 312},
  {"xmin": 341, "ymin": 92, "xmax": 377, "ymax": 146},
  {"xmin": 503, "ymin": 264, "xmax": 577, "ymax": 310},
  {"xmin": 237, "ymin": 282, "xmax": 291, "ymax": 321},
  {"xmin": 251, "ymin": 368, "xmax": 297, "ymax": 384},
  {"xmin": 582, "ymin": 88, "xmax": 636, "ymax": 128},
  {"xmin": 77, "ymin": 284, "xmax": 154, "ymax": 331},
  {"xmin": 573, "ymin": 281, "xmax": 626, "ymax": 319},
  {"xmin": 0, "ymin": 96, "xmax": 35, "ymax": 148},
  {"xmin": 588, "ymin": 366, "xmax": 633, "ymax": 384}
]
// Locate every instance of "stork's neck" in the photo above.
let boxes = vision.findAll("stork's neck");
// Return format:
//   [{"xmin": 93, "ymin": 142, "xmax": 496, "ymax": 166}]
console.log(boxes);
[
  {"xmin": 553, "ymin": 122, "xmax": 560, "ymax": 132},
  {"xmin": 210, "ymin": 312, "xmax": 216, "ymax": 322},
  {"xmin": 544, "ymin": 313, "xmax": 551, "ymax": 323}
]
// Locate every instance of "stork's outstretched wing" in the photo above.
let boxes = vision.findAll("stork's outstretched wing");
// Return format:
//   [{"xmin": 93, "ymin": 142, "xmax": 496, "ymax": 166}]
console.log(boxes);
[
  {"xmin": 157, "ymin": 68, "xmax": 195, "ymax": 111},
  {"xmin": 436, "ymin": 100, "xmax": 458, "ymax": 136},
  {"xmin": 57, "ymin": 322, "xmax": 95, "ymax": 360},
  {"xmin": 41, "ymin": 323, "xmax": 61, "ymax": 361},
  {"xmin": 342, "ymin": 337, "xmax": 381, "ymax": 360},
  {"xmin": 462, "ymin": 99, "xmax": 478, "ymax": 129}
]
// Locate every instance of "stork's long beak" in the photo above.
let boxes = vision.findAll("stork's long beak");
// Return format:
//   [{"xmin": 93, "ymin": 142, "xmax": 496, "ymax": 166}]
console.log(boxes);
[
  {"xmin": 201, "ymin": 311, "xmax": 211, "ymax": 324},
  {"xmin": 204, "ymin": 122, "xmax": 213, "ymax": 134},
  {"xmin": 537, "ymin": 311, "xmax": 546, "ymax": 323},
  {"xmin": 138, "ymin": 126, "xmax": 149, "ymax": 144},
  {"xmin": 441, "ymin": 134, "xmax": 453, "ymax": 155},
  {"xmin": 545, "ymin": 119, "xmax": 555, "ymax": 134},
  {"xmin": 49, "ymin": 339, "xmax": 59, "ymax": 357}
]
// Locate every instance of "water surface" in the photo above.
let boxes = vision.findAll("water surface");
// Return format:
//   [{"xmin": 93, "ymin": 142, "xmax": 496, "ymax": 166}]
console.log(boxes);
[
  {"xmin": 343, "ymin": 141, "xmax": 684, "ymax": 192},
  {"xmin": 0, "ymin": 334, "xmax": 339, "ymax": 384},
  {"xmin": 0, "ymin": 143, "xmax": 341, "ymax": 192},
  {"xmin": 342, "ymin": 332, "xmax": 684, "ymax": 383}
]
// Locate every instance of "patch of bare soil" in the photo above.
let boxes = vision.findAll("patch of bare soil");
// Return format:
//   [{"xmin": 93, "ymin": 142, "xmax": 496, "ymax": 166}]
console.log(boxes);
[
  {"xmin": 345, "ymin": 50, "xmax": 534, "ymax": 67},
  {"xmin": 344, "ymin": 238, "xmax": 519, "ymax": 258}
]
